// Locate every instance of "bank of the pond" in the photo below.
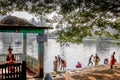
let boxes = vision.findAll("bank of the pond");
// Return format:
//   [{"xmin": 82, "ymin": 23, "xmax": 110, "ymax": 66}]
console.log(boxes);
[{"xmin": 49, "ymin": 63, "xmax": 120, "ymax": 80}]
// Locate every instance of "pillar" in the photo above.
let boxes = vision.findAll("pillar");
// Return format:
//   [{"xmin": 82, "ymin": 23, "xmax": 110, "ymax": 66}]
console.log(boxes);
[
  {"xmin": 23, "ymin": 33, "xmax": 27, "ymax": 61},
  {"xmin": 38, "ymin": 30, "xmax": 44, "ymax": 78}
]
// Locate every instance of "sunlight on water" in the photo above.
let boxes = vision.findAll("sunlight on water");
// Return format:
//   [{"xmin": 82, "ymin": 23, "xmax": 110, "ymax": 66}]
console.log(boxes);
[{"xmin": 0, "ymin": 32, "xmax": 120, "ymax": 73}]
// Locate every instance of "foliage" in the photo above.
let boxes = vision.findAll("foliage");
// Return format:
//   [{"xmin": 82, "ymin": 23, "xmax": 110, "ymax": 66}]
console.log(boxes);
[
  {"xmin": 0, "ymin": 0, "xmax": 119, "ymax": 15},
  {"xmin": 0, "ymin": 0, "xmax": 120, "ymax": 43}
]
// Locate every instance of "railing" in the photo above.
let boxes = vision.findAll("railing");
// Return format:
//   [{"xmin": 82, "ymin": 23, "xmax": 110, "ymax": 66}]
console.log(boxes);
[
  {"xmin": 0, "ymin": 54, "xmax": 22, "ymax": 64},
  {"xmin": 0, "ymin": 61, "xmax": 26, "ymax": 80},
  {"xmin": 26, "ymin": 54, "xmax": 39, "ymax": 74},
  {"xmin": 0, "ymin": 53, "xmax": 39, "ymax": 74}
]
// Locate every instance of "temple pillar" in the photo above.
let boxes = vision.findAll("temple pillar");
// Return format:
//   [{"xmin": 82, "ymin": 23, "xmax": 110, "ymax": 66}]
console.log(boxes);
[{"xmin": 38, "ymin": 30, "xmax": 45, "ymax": 78}]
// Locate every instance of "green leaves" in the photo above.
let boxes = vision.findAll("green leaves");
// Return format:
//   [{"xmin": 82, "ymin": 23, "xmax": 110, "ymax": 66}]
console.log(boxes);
[
  {"xmin": 0, "ymin": 0, "xmax": 120, "ymax": 44},
  {"xmin": 56, "ymin": 7, "xmax": 120, "ymax": 43},
  {"xmin": 112, "ymin": 34, "xmax": 120, "ymax": 39},
  {"xmin": 0, "ymin": 0, "xmax": 119, "ymax": 15},
  {"xmin": 57, "ymin": 26, "xmax": 93, "ymax": 43}
]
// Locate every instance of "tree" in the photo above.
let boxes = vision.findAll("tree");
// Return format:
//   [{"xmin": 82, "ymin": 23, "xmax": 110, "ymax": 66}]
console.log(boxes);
[
  {"xmin": 0, "ymin": 0, "xmax": 120, "ymax": 43},
  {"xmin": 0, "ymin": 0, "xmax": 119, "ymax": 15}
]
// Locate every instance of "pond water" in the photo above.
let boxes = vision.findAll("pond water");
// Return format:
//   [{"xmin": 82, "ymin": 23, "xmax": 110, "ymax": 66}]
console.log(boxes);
[
  {"xmin": 43, "ymin": 39, "xmax": 120, "ymax": 73},
  {"xmin": 0, "ymin": 33, "xmax": 120, "ymax": 73}
]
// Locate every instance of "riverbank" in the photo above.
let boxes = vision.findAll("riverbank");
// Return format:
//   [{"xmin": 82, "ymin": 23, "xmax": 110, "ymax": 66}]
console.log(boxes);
[{"xmin": 50, "ymin": 63, "xmax": 120, "ymax": 80}]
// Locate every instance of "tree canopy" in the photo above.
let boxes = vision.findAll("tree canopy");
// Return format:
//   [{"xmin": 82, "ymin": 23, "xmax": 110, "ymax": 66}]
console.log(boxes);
[{"xmin": 0, "ymin": 0, "xmax": 120, "ymax": 43}]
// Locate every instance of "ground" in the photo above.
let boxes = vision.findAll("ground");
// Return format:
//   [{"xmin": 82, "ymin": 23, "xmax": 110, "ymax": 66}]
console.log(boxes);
[{"xmin": 50, "ymin": 63, "xmax": 120, "ymax": 80}]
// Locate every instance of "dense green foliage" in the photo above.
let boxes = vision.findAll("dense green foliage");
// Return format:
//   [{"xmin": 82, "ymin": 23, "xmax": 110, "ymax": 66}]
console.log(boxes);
[
  {"xmin": 0, "ymin": 0, "xmax": 119, "ymax": 15},
  {"xmin": 0, "ymin": 0, "xmax": 120, "ymax": 43}
]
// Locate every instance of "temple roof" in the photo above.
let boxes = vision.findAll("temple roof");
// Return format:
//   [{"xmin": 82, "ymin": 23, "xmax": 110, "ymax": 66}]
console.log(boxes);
[
  {"xmin": 0, "ymin": 15, "xmax": 52, "ymax": 33},
  {"xmin": 0, "ymin": 15, "xmax": 35, "ymax": 26}
]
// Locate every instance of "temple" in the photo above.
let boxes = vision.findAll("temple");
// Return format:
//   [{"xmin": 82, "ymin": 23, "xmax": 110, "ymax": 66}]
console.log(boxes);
[{"xmin": 0, "ymin": 15, "xmax": 52, "ymax": 79}]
